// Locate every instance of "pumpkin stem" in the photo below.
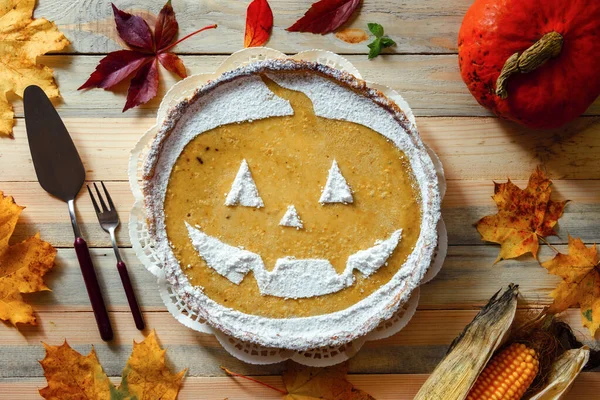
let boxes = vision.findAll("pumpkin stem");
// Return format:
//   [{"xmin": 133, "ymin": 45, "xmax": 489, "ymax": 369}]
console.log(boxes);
[{"xmin": 495, "ymin": 31, "xmax": 563, "ymax": 99}]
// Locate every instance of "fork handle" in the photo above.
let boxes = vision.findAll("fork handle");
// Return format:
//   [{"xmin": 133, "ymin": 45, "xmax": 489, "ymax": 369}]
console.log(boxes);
[
  {"xmin": 74, "ymin": 237, "xmax": 114, "ymax": 341},
  {"xmin": 117, "ymin": 261, "xmax": 145, "ymax": 330}
]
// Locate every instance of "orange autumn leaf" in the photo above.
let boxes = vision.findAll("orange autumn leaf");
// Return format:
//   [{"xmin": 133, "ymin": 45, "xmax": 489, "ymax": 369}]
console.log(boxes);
[
  {"xmin": 120, "ymin": 330, "xmax": 187, "ymax": 399},
  {"xmin": 283, "ymin": 361, "xmax": 375, "ymax": 400},
  {"xmin": 223, "ymin": 361, "xmax": 374, "ymax": 399},
  {"xmin": 0, "ymin": 191, "xmax": 56, "ymax": 326},
  {"xmin": 244, "ymin": 0, "xmax": 273, "ymax": 47},
  {"xmin": 0, "ymin": 192, "xmax": 23, "ymax": 250},
  {"xmin": 476, "ymin": 167, "xmax": 567, "ymax": 262},
  {"xmin": 543, "ymin": 236, "xmax": 600, "ymax": 336},
  {"xmin": 39, "ymin": 342, "xmax": 114, "ymax": 399},
  {"xmin": 0, "ymin": 0, "xmax": 70, "ymax": 137},
  {"xmin": 40, "ymin": 330, "xmax": 186, "ymax": 400}
]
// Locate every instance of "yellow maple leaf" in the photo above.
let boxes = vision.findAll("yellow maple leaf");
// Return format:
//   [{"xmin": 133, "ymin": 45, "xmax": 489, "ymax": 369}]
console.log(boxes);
[
  {"xmin": 119, "ymin": 330, "xmax": 187, "ymax": 400},
  {"xmin": 476, "ymin": 167, "xmax": 567, "ymax": 262},
  {"xmin": 0, "ymin": 0, "xmax": 69, "ymax": 137},
  {"xmin": 283, "ymin": 361, "xmax": 374, "ymax": 400},
  {"xmin": 39, "ymin": 330, "xmax": 186, "ymax": 400},
  {"xmin": 542, "ymin": 236, "xmax": 600, "ymax": 336},
  {"xmin": 38, "ymin": 342, "xmax": 114, "ymax": 400},
  {"xmin": 0, "ymin": 191, "xmax": 56, "ymax": 325},
  {"xmin": 0, "ymin": 190, "xmax": 22, "ymax": 249}
]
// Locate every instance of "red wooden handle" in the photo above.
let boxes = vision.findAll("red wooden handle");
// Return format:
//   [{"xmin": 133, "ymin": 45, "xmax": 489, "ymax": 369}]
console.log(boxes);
[
  {"xmin": 74, "ymin": 237, "xmax": 113, "ymax": 341},
  {"xmin": 117, "ymin": 261, "xmax": 145, "ymax": 330}
]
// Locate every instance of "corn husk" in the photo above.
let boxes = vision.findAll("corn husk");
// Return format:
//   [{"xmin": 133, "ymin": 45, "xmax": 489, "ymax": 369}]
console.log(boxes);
[
  {"xmin": 530, "ymin": 347, "xmax": 590, "ymax": 400},
  {"xmin": 414, "ymin": 284, "xmax": 519, "ymax": 400}
]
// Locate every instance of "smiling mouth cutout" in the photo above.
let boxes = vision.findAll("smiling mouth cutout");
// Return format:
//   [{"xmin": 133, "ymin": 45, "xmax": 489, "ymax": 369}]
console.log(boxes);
[{"xmin": 186, "ymin": 222, "xmax": 402, "ymax": 299}]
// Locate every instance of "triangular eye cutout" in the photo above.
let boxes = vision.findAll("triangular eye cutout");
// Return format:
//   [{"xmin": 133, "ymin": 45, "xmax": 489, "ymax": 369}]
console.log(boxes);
[
  {"xmin": 224, "ymin": 159, "xmax": 264, "ymax": 208},
  {"xmin": 319, "ymin": 160, "xmax": 353, "ymax": 204},
  {"xmin": 279, "ymin": 205, "xmax": 303, "ymax": 229}
]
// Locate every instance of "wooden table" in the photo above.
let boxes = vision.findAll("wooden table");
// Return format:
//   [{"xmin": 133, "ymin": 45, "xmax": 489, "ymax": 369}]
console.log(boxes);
[{"xmin": 1, "ymin": 1, "xmax": 599, "ymax": 398}]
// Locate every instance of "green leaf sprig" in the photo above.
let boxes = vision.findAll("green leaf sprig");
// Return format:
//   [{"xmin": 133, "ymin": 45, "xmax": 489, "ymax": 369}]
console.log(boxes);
[{"xmin": 367, "ymin": 23, "xmax": 396, "ymax": 59}]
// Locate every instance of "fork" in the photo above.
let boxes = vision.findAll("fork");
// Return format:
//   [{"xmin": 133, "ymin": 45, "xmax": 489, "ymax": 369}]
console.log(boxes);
[{"xmin": 88, "ymin": 182, "xmax": 145, "ymax": 330}]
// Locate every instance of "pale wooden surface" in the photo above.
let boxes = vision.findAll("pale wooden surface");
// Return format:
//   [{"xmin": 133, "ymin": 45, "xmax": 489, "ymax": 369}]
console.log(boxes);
[
  {"xmin": 1, "ymin": 374, "xmax": 600, "ymax": 399},
  {"xmin": 1, "ymin": 0, "xmax": 599, "ymax": 398}
]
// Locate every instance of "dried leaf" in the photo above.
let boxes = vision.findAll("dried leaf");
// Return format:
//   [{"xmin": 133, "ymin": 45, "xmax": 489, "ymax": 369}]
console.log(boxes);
[
  {"xmin": 39, "ymin": 342, "xmax": 114, "ymax": 399},
  {"xmin": 283, "ymin": 361, "xmax": 374, "ymax": 399},
  {"xmin": 154, "ymin": 0, "xmax": 179, "ymax": 51},
  {"xmin": 124, "ymin": 59, "xmax": 160, "ymax": 112},
  {"xmin": 0, "ymin": 193, "xmax": 23, "ymax": 250},
  {"xmin": 39, "ymin": 330, "xmax": 186, "ymax": 400},
  {"xmin": 0, "ymin": 192, "xmax": 56, "ymax": 326},
  {"xmin": 111, "ymin": 2, "xmax": 153, "ymax": 50},
  {"xmin": 0, "ymin": 0, "xmax": 69, "ymax": 137},
  {"xmin": 80, "ymin": 1, "xmax": 216, "ymax": 111},
  {"xmin": 543, "ymin": 236, "xmax": 600, "ymax": 336},
  {"xmin": 287, "ymin": 0, "xmax": 361, "ymax": 35},
  {"xmin": 119, "ymin": 330, "xmax": 187, "ymax": 400},
  {"xmin": 158, "ymin": 52, "xmax": 186, "ymax": 79},
  {"xmin": 245, "ymin": 0, "xmax": 274, "ymax": 47},
  {"xmin": 78, "ymin": 50, "xmax": 151, "ymax": 90},
  {"xmin": 476, "ymin": 167, "xmax": 567, "ymax": 262}
]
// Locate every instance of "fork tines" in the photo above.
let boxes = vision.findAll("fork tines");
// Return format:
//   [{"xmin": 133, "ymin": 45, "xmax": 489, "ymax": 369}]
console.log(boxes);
[{"xmin": 88, "ymin": 181, "xmax": 115, "ymax": 213}]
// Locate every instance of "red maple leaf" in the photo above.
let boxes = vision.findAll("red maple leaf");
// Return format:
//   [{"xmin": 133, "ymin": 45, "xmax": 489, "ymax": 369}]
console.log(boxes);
[
  {"xmin": 79, "ymin": 1, "xmax": 217, "ymax": 111},
  {"xmin": 245, "ymin": 0, "xmax": 273, "ymax": 48},
  {"xmin": 287, "ymin": 0, "xmax": 361, "ymax": 34}
]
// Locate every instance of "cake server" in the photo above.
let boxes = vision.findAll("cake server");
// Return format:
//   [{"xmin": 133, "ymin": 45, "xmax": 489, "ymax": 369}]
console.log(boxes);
[{"xmin": 23, "ymin": 85, "xmax": 113, "ymax": 341}]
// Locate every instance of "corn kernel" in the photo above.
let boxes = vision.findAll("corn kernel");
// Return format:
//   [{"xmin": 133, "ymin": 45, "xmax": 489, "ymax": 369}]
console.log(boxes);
[{"xmin": 466, "ymin": 343, "xmax": 539, "ymax": 400}]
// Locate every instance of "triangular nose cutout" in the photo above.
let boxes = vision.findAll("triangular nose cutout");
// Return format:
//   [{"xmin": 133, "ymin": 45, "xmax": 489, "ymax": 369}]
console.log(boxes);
[
  {"xmin": 319, "ymin": 160, "xmax": 353, "ymax": 204},
  {"xmin": 279, "ymin": 205, "xmax": 303, "ymax": 229},
  {"xmin": 224, "ymin": 159, "xmax": 264, "ymax": 208}
]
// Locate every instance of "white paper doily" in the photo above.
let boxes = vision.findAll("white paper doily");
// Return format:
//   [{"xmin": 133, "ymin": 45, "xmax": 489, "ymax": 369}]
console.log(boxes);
[{"xmin": 129, "ymin": 48, "xmax": 447, "ymax": 366}]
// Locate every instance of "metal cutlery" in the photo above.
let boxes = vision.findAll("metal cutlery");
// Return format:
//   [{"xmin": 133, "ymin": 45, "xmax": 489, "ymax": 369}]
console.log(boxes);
[
  {"xmin": 23, "ymin": 85, "xmax": 113, "ymax": 341},
  {"xmin": 88, "ymin": 182, "xmax": 145, "ymax": 330}
]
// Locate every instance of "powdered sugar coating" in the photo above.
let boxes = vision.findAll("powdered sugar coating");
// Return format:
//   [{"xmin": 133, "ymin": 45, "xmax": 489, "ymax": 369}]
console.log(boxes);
[
  {"xmin": 319, "ymin": 160, "xmax": 354, "ymax": 204},
  {"xmin": 261, "ymin": 258, "xmax": 354, "ymax": 299},
  {"xmin": 186, "ymin": 222, "xmax": 401, "ymax": 299},
  {"xmin": 143, "ymin": 60, "xmax": 441, "ymax": 350},
  {"xmin": 279, "ymin": 205, "xmax": 303, "ymax": 229},
  {"xmin": 347, "ymin": 230, "xmax": 402, "ymax": 277},
  {"xmin": 224, "ymin": 159, "xmax": 264, "ymax": 208},
  {"xmin": 185, "ymin": 222, "xmax": 261, "ymax": 285}
]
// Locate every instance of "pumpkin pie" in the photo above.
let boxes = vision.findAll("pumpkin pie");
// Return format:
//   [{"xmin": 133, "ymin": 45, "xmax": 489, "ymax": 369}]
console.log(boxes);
[{"xmin": 143, "ymin": 60, "xmax": 441, "ymax": 350}]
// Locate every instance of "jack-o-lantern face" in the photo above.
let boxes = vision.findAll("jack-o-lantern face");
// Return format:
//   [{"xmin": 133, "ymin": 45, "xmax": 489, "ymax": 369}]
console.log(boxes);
[{"xmin": 164, "ymin": 76, "xmax": 422, "ymax": 319}]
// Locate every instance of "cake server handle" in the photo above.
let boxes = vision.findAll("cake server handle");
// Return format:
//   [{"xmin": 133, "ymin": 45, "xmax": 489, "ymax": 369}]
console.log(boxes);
[{"xmin": 74, "ymin": 236, "xmax": 114, "ymax": 341}]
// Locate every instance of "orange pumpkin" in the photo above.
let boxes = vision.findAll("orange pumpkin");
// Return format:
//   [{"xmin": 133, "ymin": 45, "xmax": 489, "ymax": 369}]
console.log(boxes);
[{"xmin": 458, "ymin": 0, "xmax": 600, "ymax": 129}]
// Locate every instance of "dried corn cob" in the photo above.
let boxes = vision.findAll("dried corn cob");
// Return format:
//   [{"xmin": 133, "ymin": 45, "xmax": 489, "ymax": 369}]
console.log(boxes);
[
  {"xmin": 414, "ymin": 285, "xmax": 519, "ymax": 400},
  {"xmin": 467, "ymin": 343, "xmax": 539, "ymax": 400},
  {"xmin": 530, "ymin": 347, "xmax": 590, "ymax": 400},
  {"xmin": 415, "ymin": 286, "xmax": 589, "ymax": 400}
]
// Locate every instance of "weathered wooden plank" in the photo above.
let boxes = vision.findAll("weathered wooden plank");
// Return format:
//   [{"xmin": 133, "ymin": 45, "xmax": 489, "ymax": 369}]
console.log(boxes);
[
  {"xmin": 0, "ymin": 308, "xmax": 591, "ymax": 378},
  {"xmin": 9, "ymin": 55, "xmax": 600, "ymax": 118},
  {"xmin": 3, "ymin": 116, "xmax": 600, "ymax": 185},
  {"xmin": 0, "ymin": 312, "xmax": 443, "ymax": 377},
  {"xmin": 12, "ymin": 246, "xmax": 591, "ymax": 313},
  {"xmin": 3, "ymin": 179, "xmax": 598, "ymax": 247},
  {"xmin": 36, "ymin": 0, "xmax": 469, "ymax": 55},
  {"xmin": 0, "ymin": 376, "xmax": 287, "ymax": 400},
  {"xmin": 3, "ymin": 374, "xmax": 598, "ymax": 400},
  {"xmin": 8, "ymin": 295, "xmax": 587, "ymax": 346},
  {"xmin": 444, "ymin": 204, "xmax": 600, "ymax": 246}
]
